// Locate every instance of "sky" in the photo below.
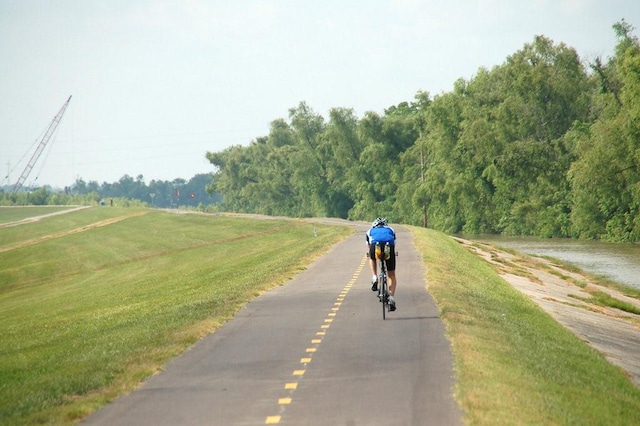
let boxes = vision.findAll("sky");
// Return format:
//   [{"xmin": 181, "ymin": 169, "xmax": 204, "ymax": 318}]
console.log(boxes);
[{"xmin": 1, "ymin": 0, "xmax": 639, "ymax": 189}]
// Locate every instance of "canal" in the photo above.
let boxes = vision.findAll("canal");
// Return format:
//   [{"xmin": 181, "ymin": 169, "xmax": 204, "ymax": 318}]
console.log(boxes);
[{"xmin": 470, "ymin": 235, "xmax": 640, "ymax": 291}]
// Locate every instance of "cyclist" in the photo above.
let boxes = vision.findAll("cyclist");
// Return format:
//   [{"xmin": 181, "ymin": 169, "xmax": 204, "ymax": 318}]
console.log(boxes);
[{"xmin": 366, "ymin": 217, "xmax": 397, "ymax": 311}]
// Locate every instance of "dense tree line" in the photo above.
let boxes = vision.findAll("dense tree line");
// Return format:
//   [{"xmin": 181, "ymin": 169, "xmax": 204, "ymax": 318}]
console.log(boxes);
[
  {"xmin": 71, "ymin": 173, "xmax": 218, "ymax": 208},
  {"xmin": 207, "ymin": 21, "xmax": 640, "ymax": 242},
  {"xmin": 0, "ymin": 173, "xmax": 220, "ymax": 209}
]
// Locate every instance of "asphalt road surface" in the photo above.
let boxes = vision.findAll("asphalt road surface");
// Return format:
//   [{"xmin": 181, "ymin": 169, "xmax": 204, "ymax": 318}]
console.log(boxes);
[{"xmin": 83, "ymin": 224, "xmax": 463, "ymax": 425}]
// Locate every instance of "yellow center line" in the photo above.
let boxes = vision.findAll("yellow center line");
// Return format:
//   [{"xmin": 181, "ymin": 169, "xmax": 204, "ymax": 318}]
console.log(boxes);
[{"xmin": 265, "ymin": 256, "xmax": 367, "ymax": 425}]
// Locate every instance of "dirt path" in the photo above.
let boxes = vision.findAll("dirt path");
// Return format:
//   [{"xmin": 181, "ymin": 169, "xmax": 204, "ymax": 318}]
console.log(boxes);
[
  {"xmin": 0, "ymin": 205, "xmax": 91, "ymax": 228},
  {"xmin": 0, "ymin": 211, "xmax": 148, "ymax": 253},
  {"xmin": 455, "ymin": 237, "xmax": 640, "ymax": 387}
]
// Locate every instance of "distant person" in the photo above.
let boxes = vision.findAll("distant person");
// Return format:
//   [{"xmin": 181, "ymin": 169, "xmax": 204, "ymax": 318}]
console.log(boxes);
[{"xmin": 366, "ymin": 217, "xmax": 397, "ymax": 311}]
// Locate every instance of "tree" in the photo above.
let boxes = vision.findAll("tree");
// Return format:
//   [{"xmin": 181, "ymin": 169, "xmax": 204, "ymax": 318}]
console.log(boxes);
[
  {"xmin": 200, "ymin": 25, "xmax": 639, "ymax": 242},
  {"xmin": 569, "ymin": 20, "xmax": 640, "ymax": 241}
]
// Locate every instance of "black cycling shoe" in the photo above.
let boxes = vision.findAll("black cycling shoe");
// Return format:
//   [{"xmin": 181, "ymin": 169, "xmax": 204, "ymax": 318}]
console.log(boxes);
[
  {"xmin": 371, "ymin": 281, "xmax": 378, "ymax": 292},
  {"xmin": 388, "ymin": 297, "xmax": 396, "ymax": 311}
]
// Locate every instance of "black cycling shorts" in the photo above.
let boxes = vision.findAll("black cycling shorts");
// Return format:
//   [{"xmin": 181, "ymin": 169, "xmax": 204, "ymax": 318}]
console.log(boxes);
[{"xmin": 368, "ymin": 243, "xmax": 396, "ymax": 271}]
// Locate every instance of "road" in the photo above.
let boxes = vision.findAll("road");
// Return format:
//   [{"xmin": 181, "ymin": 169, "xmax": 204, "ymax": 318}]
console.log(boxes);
[{"xmin": 82, "ymin": 223, "xmax": 463, "ymax": 425}]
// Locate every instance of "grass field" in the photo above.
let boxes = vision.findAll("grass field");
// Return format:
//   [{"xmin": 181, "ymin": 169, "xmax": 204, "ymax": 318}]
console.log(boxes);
[
  {"xmin": 411, "ymin": 227, "xmax": 640, "ymax": 425},
  {"xmin": 2, "ymin": 207, "xmax": 640, "ymax": 425},
  {"xmin": 0, "ymin": 207, "xmax": 351, "ymax": 425},
  {"xmin": 0, "ymin": 206, "xmax": 77, "ymax": 224}
]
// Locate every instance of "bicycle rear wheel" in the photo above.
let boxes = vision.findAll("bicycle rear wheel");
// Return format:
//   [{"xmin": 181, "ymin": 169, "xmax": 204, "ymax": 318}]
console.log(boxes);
[
  {"xmin": 379, "ymin": 262, "xmax": 388, "ymax": 320},
  {"xmin": 382, "ymin": 275, "xmax": 388, "ymax": 320}
]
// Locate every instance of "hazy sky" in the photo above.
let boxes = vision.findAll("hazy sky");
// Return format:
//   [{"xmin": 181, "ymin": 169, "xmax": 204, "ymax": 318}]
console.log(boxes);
[{"xmin": 1, "ymin": 1, "xmax": 638, "ymax": 188}]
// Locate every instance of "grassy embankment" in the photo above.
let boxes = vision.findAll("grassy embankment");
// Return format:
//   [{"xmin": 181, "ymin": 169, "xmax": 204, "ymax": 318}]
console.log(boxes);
[
  {"xmin": 411, "ymin": 226, "xmax": 640, "ymax": 425},
  {"xmin": 0, "ymin": 207, "xmax": 351, "ymax": 425},
  {"xmin": 0, "ymin": 205, "xmax": 74, "ymax": 224},
  {"xmin": 2, "ymin": 207, "xmax": 640, "ymax": 424}
]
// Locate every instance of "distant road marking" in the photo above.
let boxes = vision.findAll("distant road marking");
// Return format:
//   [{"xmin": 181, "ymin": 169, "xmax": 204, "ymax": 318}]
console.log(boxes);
[{"xmin": 264, "ymin": 255, "xmax": 367, "ymax": 424}]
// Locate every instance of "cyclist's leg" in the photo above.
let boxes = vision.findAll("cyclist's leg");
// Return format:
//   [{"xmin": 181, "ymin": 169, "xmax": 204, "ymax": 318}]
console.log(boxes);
[
  {"xmin": 386, "ymin": 269, "xmax": 396, "ymax": 311},
  {"xmin": 368, "ymin": 244, "xmax": 378, "ymax": 290},
  {"xmin": 388, "ymin": 270, "xmax": 396, "ymax": 296},
  {"xmin": 386, "ymin": 246, "xmax": 397, "ymax": 311},
  {"xmin": 387, "ymin": 245, "xmax": 397, "ymax": 296}
]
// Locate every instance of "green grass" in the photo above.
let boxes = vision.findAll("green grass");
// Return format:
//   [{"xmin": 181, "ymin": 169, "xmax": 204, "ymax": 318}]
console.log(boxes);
[
  {"xmin": 579, "ymin": 291, "xmax": 640, "ymax": 315},
  {"xmin": 0, "ymin": 206, "xmax": 77, "ymax": 224},
  {"xmin": 0, "ymin": 206, "xmax": 138, "ymax": 249},
  {"xmin": 0, "ymin": 208, "xmax": 352, "ymax": 425},
  {"xmin": 512, "ymin": 252, "xmax": 640, "ymax": 315},
  {"xmin": 410, "ymin": 227, "xmax": 640, "ymax": 425},
  {"xmin": 4, "ymin": 208, "xmax": 640, "ymax": 425},
  {"xmin": 537, "ymin": 255, "xmax": 640, "ymax": 299}
]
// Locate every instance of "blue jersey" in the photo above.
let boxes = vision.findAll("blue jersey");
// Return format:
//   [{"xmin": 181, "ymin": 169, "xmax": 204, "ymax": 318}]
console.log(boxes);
[{"xmin": 366, "ymin": 225, "xmax": 396, "ymax": 244}]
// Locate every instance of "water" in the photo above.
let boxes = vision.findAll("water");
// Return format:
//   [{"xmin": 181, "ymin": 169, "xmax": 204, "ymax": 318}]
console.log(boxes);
[{"xmin": 470, "ymin": 235, "xmax": 640, "ymax": 290}]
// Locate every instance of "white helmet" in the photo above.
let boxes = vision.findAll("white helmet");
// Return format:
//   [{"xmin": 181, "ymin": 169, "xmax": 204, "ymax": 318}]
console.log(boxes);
[{"xmin": 372, "ymin": 217, "xmax": 387, "ymax": 227}]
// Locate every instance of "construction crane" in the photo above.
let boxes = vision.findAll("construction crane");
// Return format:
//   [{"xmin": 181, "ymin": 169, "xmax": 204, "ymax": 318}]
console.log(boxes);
[{"xmin": 12, "ymin": 95, "xmax": 72, "ymax": 192}]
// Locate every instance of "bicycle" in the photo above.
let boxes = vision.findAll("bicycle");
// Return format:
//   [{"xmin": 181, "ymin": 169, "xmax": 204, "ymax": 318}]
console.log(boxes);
[{"xmin": 374, "ymin": 242, "xmax": 392, "ymax": 320}]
